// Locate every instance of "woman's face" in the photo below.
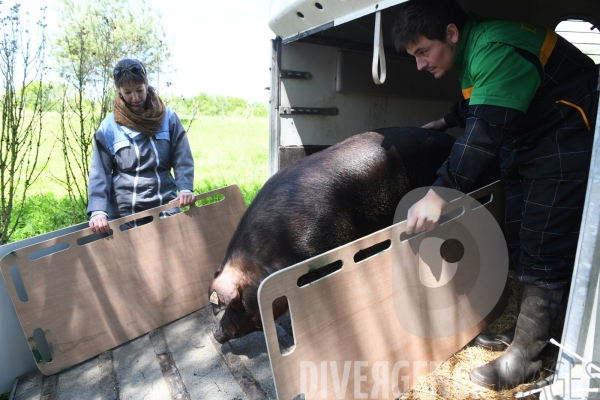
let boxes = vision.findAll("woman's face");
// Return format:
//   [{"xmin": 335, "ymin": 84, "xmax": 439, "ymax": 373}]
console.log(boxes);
[{"xmin": 117, "ymin": 81, "xmax": 148, "ymax": 108}]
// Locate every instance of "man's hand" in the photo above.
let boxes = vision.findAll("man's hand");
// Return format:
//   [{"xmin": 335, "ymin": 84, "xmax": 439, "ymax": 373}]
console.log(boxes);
[
  {"xmin": 421, "ymin": 118, "xmax": 448, "ymax": 132},
  {"xmin": 89, "ymin": 214, "xmax": 110, "ymax": 234},
  {"xmin": 170, "ymin": 192, "xmax": 195, "ymax": 207},
  {"xmin": 406, "ymin": 189, "xmax": 448, "ymax": 235}
]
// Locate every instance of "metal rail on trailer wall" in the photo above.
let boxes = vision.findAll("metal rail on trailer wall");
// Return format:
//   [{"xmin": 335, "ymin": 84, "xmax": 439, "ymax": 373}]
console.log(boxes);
[{"xmin": 551, "ymin": 68, "xmax": 600, "ymax": 399}]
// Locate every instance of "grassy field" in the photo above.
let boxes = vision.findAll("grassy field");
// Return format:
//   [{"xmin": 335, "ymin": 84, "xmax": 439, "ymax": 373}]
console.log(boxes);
[{"xmin": 8, "ymin": 114, "xmax": 269, "ymax": 243}]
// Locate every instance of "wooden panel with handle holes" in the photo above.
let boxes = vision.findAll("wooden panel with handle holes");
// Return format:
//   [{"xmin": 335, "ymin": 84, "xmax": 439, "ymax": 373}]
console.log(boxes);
[
  {"xmin": 0, "ymin": 185, "xmax": 246, "ymax": 375},
  {"xmin": 258, "ymin": 182, "xmax": 508, "ymax": 400}
]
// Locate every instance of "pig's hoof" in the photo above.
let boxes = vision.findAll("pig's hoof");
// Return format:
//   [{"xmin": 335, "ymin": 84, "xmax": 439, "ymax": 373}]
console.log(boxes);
[{"xmin": 213, "ymin": 326, "xmax": 230, "ymax": 344}]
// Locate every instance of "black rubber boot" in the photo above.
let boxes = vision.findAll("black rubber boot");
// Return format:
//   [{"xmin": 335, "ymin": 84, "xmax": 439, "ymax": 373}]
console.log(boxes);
[
  {"xmin": 470, "ymin": 283, "xmax": 564, "ymax": 390},
  {"xmin": 475, "ymin": 325, "xmax": 516, "ymax": 351},
  {"xmin": 474, "ymin": 277, "xmax": 524, "ymax": 351}
]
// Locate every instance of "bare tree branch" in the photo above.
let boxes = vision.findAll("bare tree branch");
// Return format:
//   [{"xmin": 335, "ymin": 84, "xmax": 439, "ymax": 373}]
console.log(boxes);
[{"xmin": 0, "ymin": 5, "xmax": 50, "ymax": 243}]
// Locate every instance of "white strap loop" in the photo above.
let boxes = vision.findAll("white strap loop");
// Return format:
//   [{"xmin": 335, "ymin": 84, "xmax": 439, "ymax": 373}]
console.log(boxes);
[{"xmin": 372, "ymin": 10, "xmax": 387, "ymax": 85}]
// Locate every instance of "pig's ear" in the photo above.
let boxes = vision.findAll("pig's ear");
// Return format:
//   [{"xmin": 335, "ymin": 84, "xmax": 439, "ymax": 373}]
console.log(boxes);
[
  {"xmin": 210, "ymin": 290, "xmax": 226, "ymax": 315},
  {"xmin": 209, "ymin": 289, "xmax": 241, "ymax": 315}
]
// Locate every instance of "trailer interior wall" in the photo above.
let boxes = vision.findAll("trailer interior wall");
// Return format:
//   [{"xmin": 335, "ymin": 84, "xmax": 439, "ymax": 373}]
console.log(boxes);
[
  {"xmin": 272, "ymin": 0, "xmax": 600, "ymax": 170},
  {"xmin": 279, "ymin": 42, "xmax": 462, "ymax": 146},
  {"xmin": 273, "ymin": 2, "xmax": 463, "ymax": 170}
]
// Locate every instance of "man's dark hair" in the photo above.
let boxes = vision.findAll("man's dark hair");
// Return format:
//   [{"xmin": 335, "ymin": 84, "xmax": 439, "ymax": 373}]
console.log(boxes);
[{"xmin": 392, "ymin": 0, "xmax": 467, "ymax": 51}]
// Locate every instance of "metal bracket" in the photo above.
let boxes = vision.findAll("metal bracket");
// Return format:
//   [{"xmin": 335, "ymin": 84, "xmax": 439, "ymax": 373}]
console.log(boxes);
[
  {"xmin": 280, "ymin": 70, "xmax": 312, "ymax": 79},
  {"xmin": 279, "ymin": 107, "xmax": 338, "ymax": 116}
]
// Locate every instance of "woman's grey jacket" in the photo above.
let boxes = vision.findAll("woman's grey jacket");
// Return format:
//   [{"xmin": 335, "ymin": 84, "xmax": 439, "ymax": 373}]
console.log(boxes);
[{"xmin": 87, "ymin": 108, "xmax": 194, "ymax": 220}]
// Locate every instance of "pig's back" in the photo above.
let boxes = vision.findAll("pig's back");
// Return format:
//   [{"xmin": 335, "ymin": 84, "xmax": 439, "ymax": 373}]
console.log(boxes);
[{"xmin": 226, "ymin": 128, "xmax": 456, "ymax": 271}]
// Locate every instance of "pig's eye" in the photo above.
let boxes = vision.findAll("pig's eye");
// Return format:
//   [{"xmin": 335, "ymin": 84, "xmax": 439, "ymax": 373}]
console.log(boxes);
[{"xmin": 229, "ymin": 297, "xmax": 244, "ymax": 311}]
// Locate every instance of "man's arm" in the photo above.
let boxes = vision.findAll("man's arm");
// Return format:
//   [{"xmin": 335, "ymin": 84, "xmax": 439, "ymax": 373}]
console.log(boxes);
[
  {"xmin": 409, "ymin": 39, "xmax": 544, "ymax": 234},
  {"xmin": 422, "ymin": 99, "xmax": 469, "ymax": 132},
  {"xmin": 433, "ymin": 104, "xmax": 522, "ymax": 194},
  {"xmin": 407, "ymin": 104, "xmax": 523, "ymax": 234},
  {"xmin": 444, "ymin": 99, "xmax": 470, "ymax": 129}
]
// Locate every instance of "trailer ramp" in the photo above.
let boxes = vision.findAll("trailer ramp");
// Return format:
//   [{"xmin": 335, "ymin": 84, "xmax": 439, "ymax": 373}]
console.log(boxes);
[{"xmin": 11, "ymin": 306, "xmax": 292, "ymax": 400}]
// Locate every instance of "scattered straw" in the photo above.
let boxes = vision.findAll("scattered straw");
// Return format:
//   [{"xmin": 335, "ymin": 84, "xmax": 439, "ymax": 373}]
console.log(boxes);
[{"xmin": 399, "ymin": 274, "xmax": 566, "ymax": 400}]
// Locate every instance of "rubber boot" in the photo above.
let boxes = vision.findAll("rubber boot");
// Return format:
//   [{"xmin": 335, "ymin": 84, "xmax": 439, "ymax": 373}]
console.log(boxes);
[
  {"xmin": 470, "ymin": 283, "xmax": 564, "ymax": 390},
  {"xmin": 475, "ymin": 325, "xmax": 516, "ymax": 351},
  {"xmin": 474, "ymin": 277, "xmax": 524, "ymax": 351}
]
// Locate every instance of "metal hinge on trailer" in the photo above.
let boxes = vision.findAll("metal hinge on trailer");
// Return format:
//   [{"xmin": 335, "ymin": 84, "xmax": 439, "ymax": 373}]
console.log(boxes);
[
  {"xmin": 280, "ymin": 70, "xmax": 312, "ymax": 79},
  {"xmin": 279, "ymin": 107, "xmax": 338, "ymax": 115}
]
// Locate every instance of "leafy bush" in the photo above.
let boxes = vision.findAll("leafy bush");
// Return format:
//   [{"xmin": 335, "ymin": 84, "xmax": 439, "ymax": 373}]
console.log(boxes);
[
  {"xmin": 165, "ymin": 93, "xmax": 268, "ymax": 118},
  {"xmin": 10, "ymin": 193, "xmax": 87, "ymax": 243}
]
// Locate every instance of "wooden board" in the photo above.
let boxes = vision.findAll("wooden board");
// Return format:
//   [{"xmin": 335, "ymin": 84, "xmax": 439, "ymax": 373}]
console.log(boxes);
[
  {"xmin": 258, "ymin": 182, "xmax": 508, "ymax": 399},
  {"xmin": 0, "ymin": 185, "xmax": 246, "ymax": 375}
]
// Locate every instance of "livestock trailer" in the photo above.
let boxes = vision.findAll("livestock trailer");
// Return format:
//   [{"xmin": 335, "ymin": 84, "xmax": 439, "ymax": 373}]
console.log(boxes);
[{"xmin": 266, "ymin": 0, "xmax": 600, "ymax": 398}]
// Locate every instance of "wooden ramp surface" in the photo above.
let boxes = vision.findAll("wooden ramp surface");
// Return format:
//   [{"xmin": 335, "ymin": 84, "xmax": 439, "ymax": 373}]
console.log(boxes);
[
  {"xmin": 0, "ymin": 185, "xmax": 245, "ymax": 376},
  {"xmin": 258, "ymin": 182, "xmax": 508, "ymax": 400},
  {"xmin": 10, "ymin": 306, "xmax": 279, "ymax": 400}
]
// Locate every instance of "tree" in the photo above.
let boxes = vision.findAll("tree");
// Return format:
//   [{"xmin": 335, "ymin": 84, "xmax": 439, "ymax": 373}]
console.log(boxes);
[
  {"xmin": 253, "ymin": 102, "xmax": 268, "ymax": 118},
  {"xmin": 20, "ymin": 80, "xmax": 58, "ymax": 112},
  {"xmin": 0, "ymin": 4, "xmax": 50, "ymax": 244},
  {"xmin": 54, "ymin": 0, "xmax": 172, "ymax": 95},
  {"xmin": 51, "ymin": 0, "xmax": 171, "ymax": 215}
]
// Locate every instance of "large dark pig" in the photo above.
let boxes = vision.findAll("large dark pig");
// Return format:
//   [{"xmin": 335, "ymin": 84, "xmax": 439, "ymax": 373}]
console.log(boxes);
[{"xmin": 209, "ymin": 127, "xmax": 495, "ymax": 343}]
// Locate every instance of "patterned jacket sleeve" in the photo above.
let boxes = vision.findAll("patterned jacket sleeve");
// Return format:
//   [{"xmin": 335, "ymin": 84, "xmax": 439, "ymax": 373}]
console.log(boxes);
[
  {"xmin": 433, "ymin": 104, "xmax": 523, "ymax": 194},
  {"xmin": 87, "ymin": 129, "xmax": 113, "ymax": 216},
  {"xmin": 444, "ymin": 99, "xmax": 470, "ymax": 129},
  {"xmin": 169, "ymin": 112, "xmax": 194, "ymax": 192}
]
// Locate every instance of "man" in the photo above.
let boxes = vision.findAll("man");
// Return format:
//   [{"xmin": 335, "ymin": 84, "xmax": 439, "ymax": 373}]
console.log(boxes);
[{"xmin": 392, "ymin": 0, "xmax": 599, "ymax": 390}]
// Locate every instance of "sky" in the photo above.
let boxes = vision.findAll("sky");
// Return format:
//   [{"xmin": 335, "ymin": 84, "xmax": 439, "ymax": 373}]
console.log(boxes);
[
  {"xmin": 12, "ymin": 0, "xmax": 276, "ymax": 102},
  {"xmin": 7, "ymin": 1, "xmax": 600, "ymax": 102}
]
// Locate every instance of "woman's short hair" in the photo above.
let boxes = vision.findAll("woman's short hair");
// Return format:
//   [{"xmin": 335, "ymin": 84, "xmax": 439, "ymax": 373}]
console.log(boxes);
[
  {"xmin": 392, "ymin": 0, "xmax": 467, "ymax": 51},
  {"xmin": 113, "ymin": 58, "xmax": 147, "ymax": 87}
]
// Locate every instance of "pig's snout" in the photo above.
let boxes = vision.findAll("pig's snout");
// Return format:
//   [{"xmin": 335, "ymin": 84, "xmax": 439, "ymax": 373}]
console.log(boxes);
[{"xmin": 213, "ymin": 325, "xmax": 231, "ymax": 344}]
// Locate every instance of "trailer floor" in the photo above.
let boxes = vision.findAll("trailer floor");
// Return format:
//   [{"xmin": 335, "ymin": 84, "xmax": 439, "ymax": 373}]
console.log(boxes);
[{"xmin": 11, "ymin": 305, "xmax": 293, "ymax": 400}]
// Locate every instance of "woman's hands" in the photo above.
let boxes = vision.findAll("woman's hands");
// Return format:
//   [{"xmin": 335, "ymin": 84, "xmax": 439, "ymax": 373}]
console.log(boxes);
[
  {"xmin": 406, "ymin": 189, "xmax": 448, "ymax": 235},
  {"xmin": 170, "ymin": 191, "xmax": 195, "ymax": 207},
  {"xmin": 89, "ymin": 192, "xmax": 195, "ymax": 234},
  {"xmin": 89, "ymin": 213, "xmax": 110, "ymax": 234},
  {"xmin": 421, "ymin": 118, "xmax": 448, "ymax": 132}
]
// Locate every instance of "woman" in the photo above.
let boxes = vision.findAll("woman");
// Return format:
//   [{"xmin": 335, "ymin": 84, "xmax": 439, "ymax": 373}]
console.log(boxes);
[{"xmin": 87, "ymin": 58, "xmax": 195, "ymax": 234}]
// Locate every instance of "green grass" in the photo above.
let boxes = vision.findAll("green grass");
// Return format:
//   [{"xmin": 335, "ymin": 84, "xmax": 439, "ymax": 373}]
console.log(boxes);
[
  {"xmin": 0, "ymin": 392, "xmax": 9, "ymax": 400},
  {"xmin": 187, "ymin": 116, "xmax": 269, "ymax": 205},
  {"xmin": 8, "ymin": 114, "xmax": 269, "ymax": 243}
]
